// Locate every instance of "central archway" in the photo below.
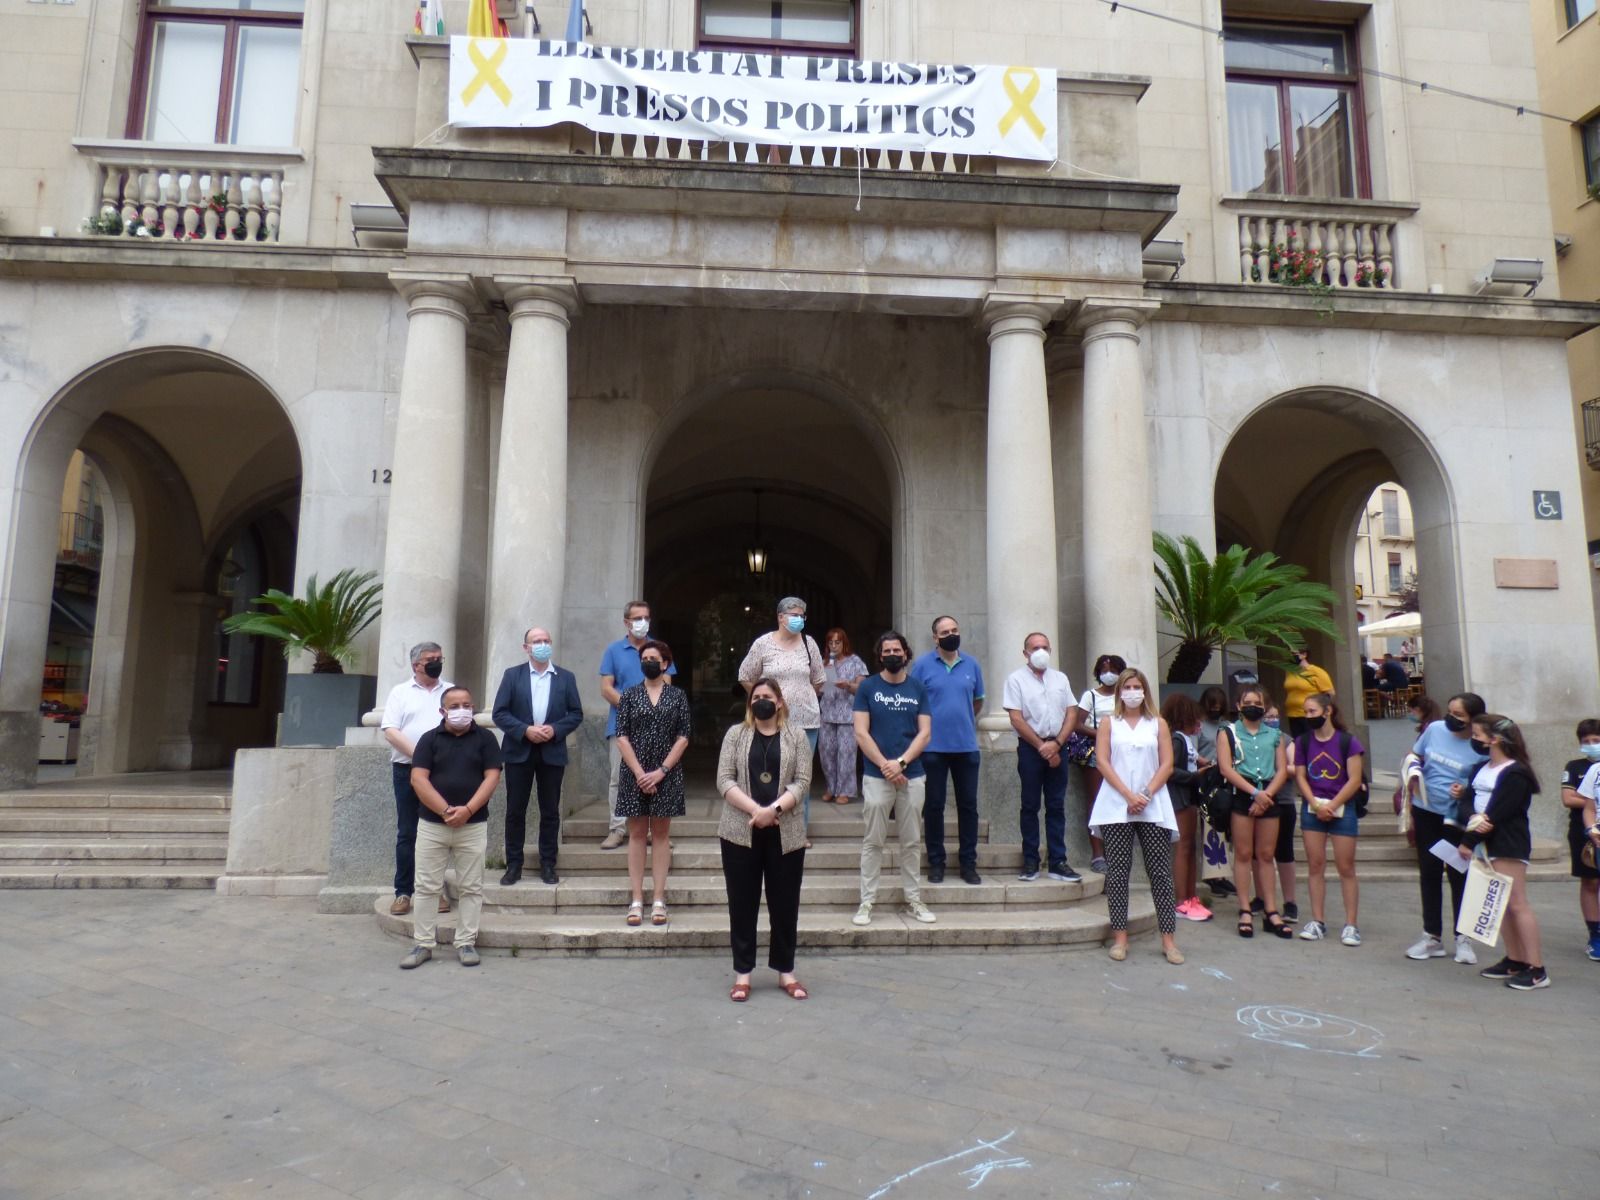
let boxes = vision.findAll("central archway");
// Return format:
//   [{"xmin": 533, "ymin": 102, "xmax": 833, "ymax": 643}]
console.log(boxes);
[
  {"xmin": 641, "ymin": 382, "xmax": 898, "ymax": 772},
  {"xmin": 1213, "ymin": 387, "xmax": 1462, "ymax": 711}
]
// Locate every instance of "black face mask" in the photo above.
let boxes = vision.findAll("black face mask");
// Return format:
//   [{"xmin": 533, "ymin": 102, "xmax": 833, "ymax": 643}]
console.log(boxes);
[
  {"xmin": 1470, "ymin": 737, "xmax": 1490, "ymax": 755},
  {"xmin": 1444, "ymin": 714, "xmax": 1467, "ymax": 733},
  {"xmin": 937, "ymin": 634, "xmax": 961, "ymax": 653},
  {"xmin": 1307, "ymin": 714, "xmax": 1326, "ymax": 730},
  {"xmin": 642, "ymin": 660, "xmax": 663, "ymax": 680},
  {"xmin": 423, "ymin": 660, "xmax": 443, "ymax": 679},
  {"xmin": 1239, "ymin": 705, "xmax": 1266, "ymax": 722},
  {"xmin": 880, "ymin": 654, "xmax": 906, "ymax": 673},
  {"xmin": 750, "ymin": 698, "xmax": 777, "ymax": 720}
]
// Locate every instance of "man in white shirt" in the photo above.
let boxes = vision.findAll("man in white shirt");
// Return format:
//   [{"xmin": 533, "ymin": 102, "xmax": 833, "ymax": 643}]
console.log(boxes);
[
  {"xmin": 380, "ymin": 641, "xmax": 452, "ymax": 916},
  {"xmin": 1001, "ymin": 632, "xmax": 1081, "ymax": 883}
]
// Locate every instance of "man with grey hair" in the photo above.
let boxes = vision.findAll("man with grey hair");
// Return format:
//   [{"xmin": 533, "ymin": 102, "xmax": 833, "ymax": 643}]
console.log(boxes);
[{"xmin": 380, "ymin": 641, "xmax": 452, "ymax": 916}]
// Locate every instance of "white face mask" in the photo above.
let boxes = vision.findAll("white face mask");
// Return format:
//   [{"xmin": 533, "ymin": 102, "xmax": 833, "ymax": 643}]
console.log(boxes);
[
  {"xmin": 1121, "ymin": 689, "xmax": 1145, "ymax": 708},
  {"xmin": 1028, "ymin": 648, "xmax": 1051, "ymax": 672},
  {"xmin": 445, "ymin": 708, "xmax": 474, "ymax": 730},
  {"xmin": 1099, "ymin": 672, "xmax": 1119, "ymax": 687},
  {"xmin": 629, "ymin": 618, "xmax": 650, "ymax": 638}
]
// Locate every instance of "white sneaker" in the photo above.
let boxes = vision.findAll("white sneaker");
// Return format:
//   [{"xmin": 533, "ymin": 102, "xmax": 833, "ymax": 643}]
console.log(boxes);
[
  {"xmin": 1406, "ymin": 934, "xmax": 1446, "ymax": 960},
  {"xmin": 1340, "ymin": 925, "xmax": 1362, "ymax": 947},
  {"xmin": 1453, "ymin": 940, "xmax": 1478, "ymax": 964},
  {"xmin": 1298, "ymin": 920, "xmax": 1326, "ymax": 941},
  {"xmin": 906, "ymin": 899, "xmax": 937, "ymax": 924},
  {"xmin": 852, "ymin": 902, "xmax": 872, "ymax": 927}
]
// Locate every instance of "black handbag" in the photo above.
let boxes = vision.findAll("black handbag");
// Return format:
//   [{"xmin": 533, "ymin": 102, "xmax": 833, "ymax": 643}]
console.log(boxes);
[{"xmin": 1197, "ymin": 725, "xmax": 1239, "ymax": 831}]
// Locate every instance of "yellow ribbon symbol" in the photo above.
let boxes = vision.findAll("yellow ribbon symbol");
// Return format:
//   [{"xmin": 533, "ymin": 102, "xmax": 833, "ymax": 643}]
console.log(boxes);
[
  {"xmin": 998, "ymin": 67, "xmax": 1046, "ymax": 139},
  {"xmin": 461, "ymin": 39, "xmax": 512, "ymax": 107}
]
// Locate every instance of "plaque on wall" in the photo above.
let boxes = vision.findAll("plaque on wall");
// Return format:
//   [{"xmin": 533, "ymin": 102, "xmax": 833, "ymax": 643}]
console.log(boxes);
[{"xmin": 1493, "ymin": 558, "xmax": 1558, "ymax": 589}]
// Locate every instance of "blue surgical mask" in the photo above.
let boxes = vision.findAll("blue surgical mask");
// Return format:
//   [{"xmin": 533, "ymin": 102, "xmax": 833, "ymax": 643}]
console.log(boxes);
[
  {"xmin": 1582, "ymin": 743, "xmax": 1600, "ymax": 761},
  {"xmin": 784, "ymin": 615, "xmax": 805, "ymax": 634},
  {"xmin": 1264, "ymin": 717, "xmax": 1280, "ymax": 729},
  {"xmin": 529, "ymin": 643, "xmax": 553, "ymax": 664}
]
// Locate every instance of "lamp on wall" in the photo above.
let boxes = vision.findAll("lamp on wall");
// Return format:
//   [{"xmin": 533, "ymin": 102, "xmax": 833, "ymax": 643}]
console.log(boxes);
[
  {"xmin": 746, "ymin": 489, "xmax": 768, "ymax": 577},
  {"xmin": 1473, "ymin": 257, "xmax": 1543, "ymax": 297}
]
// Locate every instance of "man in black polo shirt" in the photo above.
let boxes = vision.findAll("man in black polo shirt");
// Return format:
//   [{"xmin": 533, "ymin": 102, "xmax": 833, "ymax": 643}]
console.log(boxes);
[{"xmin": 400, "ymin": 686, "xmax": 502, "ymax": 969}]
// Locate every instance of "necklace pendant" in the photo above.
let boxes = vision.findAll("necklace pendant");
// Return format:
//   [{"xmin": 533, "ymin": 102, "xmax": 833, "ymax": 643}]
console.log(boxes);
[{"xmin": 759, "ymin": 771, "xmax": 773, "ymax": 784}]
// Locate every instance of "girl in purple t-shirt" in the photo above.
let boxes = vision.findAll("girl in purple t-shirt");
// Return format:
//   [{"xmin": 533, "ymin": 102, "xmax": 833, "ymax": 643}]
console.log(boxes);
[{"xmin": 1290, "ymin": 692, "xmax": 1365, "ymax": 946}]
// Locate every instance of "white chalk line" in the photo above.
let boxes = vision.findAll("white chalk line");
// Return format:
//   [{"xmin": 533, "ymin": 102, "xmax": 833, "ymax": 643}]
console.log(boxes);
[{"xmin": 866, "ymin": 1130, "xmax": 1026, "ymax": 1199}]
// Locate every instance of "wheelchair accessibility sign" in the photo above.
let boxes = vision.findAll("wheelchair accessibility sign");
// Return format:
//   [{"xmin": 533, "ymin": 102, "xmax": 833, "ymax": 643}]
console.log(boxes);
[{"xmin": 1533, "ymin": 491, "xmax": 1562, "ymax": 520}]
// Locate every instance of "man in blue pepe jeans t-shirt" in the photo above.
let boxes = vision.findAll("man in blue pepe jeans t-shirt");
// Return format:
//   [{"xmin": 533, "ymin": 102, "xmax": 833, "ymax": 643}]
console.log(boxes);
[{"xmin": 852, "ymin": 630, "xmax": 934, "ymax": 928}]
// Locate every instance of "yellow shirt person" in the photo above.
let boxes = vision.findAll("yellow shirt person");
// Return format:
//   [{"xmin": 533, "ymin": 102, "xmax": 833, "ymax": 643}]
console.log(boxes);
[{"xmin": 1282, "ymin": 651, "xmax": 1334, "ymax": 722}]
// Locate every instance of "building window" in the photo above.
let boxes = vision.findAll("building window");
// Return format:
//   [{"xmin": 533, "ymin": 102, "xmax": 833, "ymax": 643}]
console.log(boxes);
[
  {"xmin": 1386, "ymin": 552, "xmax": 1403, "ymax": 595},
  {"xmin": 1567, "ymin": 0, "xmax": 1597, "ymax": 30},
  {"xmin": 1380, "ymin": 488, "xmax": 1400, "ymax": 537},
  {"xmin": 1224, "ymin": 22, "xmax": 1367, "ymax": 198},
  {"xmin": 698, "ymin": 0, "xmax": 856, "ymax": 54},
  {"xmin": 1584, "ymin": 116, "xmax": 1600, "ymax": 192},
  {"xmin": 130, "ymin": 0, "xmax": 303, "ymax": 146}
]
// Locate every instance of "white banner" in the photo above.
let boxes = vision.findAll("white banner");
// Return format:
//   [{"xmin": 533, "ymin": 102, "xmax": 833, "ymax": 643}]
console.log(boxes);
[{"xmin": 448, "ymin": 39, "xmax": 1057, "ymax": 162}]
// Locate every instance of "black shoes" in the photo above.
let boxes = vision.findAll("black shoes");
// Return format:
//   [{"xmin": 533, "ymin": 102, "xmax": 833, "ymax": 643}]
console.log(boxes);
[
  {"xmin": 1505, "ymin": 966, "xmax": 1550, "ymax": 990},
  {"xmin": 1282, "ymin": 901, "xmax": 1300, "ymax": 921},
  {"xmin": 541, "ymin": 864, "xmax": 559, "ymax": 885},
  {"xmin": 928, "ymin": 865, "xmax": 946, "ymax": 884},
  {"xmin": 1479, "ymin": 957, "xmax": 1527, "ymax": 980},
  {"xmin": 500, "ymin": 867, "xmax": 522, "ymax": 887},
  {"xmin": 961, "ymin": 866, "xmax": 982, "ymax": 885},
  {"xmin": 1047, "ymin": 862, "xmax": 1082, "ymax": 883}
]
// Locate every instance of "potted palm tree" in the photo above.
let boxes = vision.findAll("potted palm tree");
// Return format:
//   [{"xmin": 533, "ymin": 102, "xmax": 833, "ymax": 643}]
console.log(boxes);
[
  {"xmin": 1154, "ymin": 532, "xmax": 1340, "ymax": 685},
  {"xmin": 222, "ymin": 569, "xmax": 382, "ymax": 746}
]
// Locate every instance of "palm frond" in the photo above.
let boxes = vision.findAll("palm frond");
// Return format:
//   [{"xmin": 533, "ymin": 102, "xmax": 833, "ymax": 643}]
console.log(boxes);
[{"xmin": 222, "ymin": 569, "xmax": 382, "ymax": 673}]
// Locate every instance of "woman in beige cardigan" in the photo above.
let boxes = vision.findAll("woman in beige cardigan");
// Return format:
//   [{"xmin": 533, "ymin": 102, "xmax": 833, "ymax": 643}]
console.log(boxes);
[{"xmin": 718, "ymin": 677, "xmax": 811, "ymax": 1002}]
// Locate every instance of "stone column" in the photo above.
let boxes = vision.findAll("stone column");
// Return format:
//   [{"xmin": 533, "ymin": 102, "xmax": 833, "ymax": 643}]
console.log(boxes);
[
  {"xmin": 980, "ymin": 294, "xmax": 1064, "ymax": 729},
  {"xmin": 483, "ymin": 277, "xmax": 579, "ymax": 691},
  {"xmin": 1074, "ymin": 298, "xmax": 1160, "ymax": 676},
  {"xmin": 373, "ymin": 273, "xmax": 475, "ymax": 700}
]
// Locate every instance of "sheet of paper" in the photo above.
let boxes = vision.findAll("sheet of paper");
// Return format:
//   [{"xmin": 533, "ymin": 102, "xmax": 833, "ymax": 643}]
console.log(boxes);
[{"xmin": 1429, "ymin": 838, "xmax": 1468, "ymax": 873}]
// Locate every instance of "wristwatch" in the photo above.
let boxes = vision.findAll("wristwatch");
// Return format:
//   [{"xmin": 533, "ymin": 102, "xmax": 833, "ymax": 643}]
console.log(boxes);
[{"xmin": 897, "ymin": 757, "xmax": 908, "ymax": 770}]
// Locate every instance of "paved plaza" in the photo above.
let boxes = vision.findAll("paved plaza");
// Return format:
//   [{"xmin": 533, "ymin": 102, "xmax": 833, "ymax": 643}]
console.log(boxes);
[{"xmin": 1, "ymin": 879, "xmax": 1595, "ymax": 1200}]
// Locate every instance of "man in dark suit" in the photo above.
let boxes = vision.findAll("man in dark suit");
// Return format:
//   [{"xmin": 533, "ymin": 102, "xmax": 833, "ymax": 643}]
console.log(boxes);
[{"xmin": 492, "ymin": 626, "xmax": 584, "ymax": 886}]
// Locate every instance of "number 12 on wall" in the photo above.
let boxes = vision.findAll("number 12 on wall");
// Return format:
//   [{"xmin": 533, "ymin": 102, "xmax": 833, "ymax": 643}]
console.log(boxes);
[{"xmin": 372, "ymin": 469, "xmax": 392, "ymax": 484}]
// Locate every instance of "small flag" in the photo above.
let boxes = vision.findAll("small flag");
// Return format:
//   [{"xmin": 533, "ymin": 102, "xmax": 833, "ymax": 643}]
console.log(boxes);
[
  {"xmin": 413, "ymin": 0, "xmax": 424, "ymax": 34},
  {"xmin": 467, "ymin": 0, "xmax": 505, "ymax": 37},
  {"xmin": 565, "ymin": 1, "xmax": 584, "ymax": 42}
]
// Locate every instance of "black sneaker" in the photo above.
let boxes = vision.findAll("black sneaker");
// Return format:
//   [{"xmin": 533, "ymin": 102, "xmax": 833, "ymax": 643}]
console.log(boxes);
[
  {"xmin": 1018, "ymin": 864, "xmax": 1040, "ymax": 881},
  {"xmin": 1207, "ymin": 878, "xmax": 1237, "ymax": 897},
  {"xmin": 1505, "ymin": 966, "xmax": 1550, "ymax": 990},
  {"xmin": 1047, "ymin": 862, "xmax": 1082, "ymax": 883},
  {"xmin": 1250, "ymin": 897, "xmax": 1265, "ymax": 914},
  {"xmin": 961, "ymin": 866, "xmax": 982, "ymax": 885},
  {"xmin": 1282, "ymin": 901, "xmax": 1299, "ymax": 922},
  {"xmin": 1479, "ymin": 957, "xmax": 1527, "ymax": 980},
  {"xmin": 928, "ymin": 864, "xmax": 946, "ymax": 884}
]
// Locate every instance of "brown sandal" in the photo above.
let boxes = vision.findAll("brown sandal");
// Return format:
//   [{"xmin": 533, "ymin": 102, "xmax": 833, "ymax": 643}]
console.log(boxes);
[
  {"xmin": 780, "ymin": 979, "xmax": 809, "ymax": 1000},
  {"xmin": 729, "ymin": 980, "xmax": 751, "ymax": 1002},
  {"xmin": 651, "ymin": 900, "xmax": 669, "ymax": 925}
]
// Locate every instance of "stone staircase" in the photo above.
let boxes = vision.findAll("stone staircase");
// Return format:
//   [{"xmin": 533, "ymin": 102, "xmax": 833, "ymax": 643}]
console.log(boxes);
[
  {"xmin": 373, "ymin": 791, "xmax": 1156, "ymax": 954},
  {"xmin": 1290, "ymin": 810, "xmax": 1565, "ymax": 882},
  {"xmin": 0, "ymin": 772, "xmax": 231, "ymax": 889}
]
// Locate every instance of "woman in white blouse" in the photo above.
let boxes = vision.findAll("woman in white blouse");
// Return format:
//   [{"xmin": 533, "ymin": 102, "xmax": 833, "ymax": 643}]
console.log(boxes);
[
  {"xmin": 1093, "ymin": 668, "xmax": 1183, "ymax": 965},
  {"xmin": 737, "ymin": 596, "xmax": 826, "ymax": 842}
]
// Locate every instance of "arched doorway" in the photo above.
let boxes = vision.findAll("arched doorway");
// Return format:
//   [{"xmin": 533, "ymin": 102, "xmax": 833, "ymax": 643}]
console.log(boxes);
[
  {"xmin": 641, "ymin": 384, "xmax": 896, "ymax": 771},
  {"xmin": 1212, "ymin": 388, "xmax": 1460, "ymax": 711},
  {"xmin": 3, "ymin": 349, "xmax": 302, "ymax": 782}
]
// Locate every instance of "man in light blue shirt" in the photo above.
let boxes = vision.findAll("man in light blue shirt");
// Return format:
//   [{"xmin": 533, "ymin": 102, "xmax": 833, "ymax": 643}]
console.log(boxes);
[
  {"xmin": 909, "ymin": 615, "xmax": 986, "ymax": 885},
  {"xmin": 597, "ymin": 600, "xmax": 676, "ymax": 848}
]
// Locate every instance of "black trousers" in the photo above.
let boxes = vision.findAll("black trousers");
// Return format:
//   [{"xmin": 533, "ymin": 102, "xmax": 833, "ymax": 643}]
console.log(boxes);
[
  {"xmin": 923, "ymin": 750, "xmax": 981, "ymax": 870},
  {"xmin": 392, "ymin": 762, "xmax": 420, "ymax": 896},
  {"xmin": 1412, "ymin": 806, "xmax": 1466, "ymax": 938},
  {"xmin": 720, "ymin": 828, "xmax": 805, "ymax": 974},
  {"xmin": 503, "ymin": 756, "xmax": 566, "ymax": 871}
]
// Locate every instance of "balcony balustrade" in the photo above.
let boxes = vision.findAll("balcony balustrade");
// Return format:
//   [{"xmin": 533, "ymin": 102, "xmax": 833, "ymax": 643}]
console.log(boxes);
[{"xmin": 1224, "ymin": 196, "xmax": 1420, "ymax": 292}]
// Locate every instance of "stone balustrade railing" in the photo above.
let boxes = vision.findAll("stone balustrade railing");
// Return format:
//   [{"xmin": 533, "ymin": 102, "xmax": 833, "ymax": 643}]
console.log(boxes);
[
  {"xmin": 72, "ymin": 141, "xmax": 303, "ymax": 244},
  {"xmin": 1224, "ymin": 197, "xmax": 1421, "ymax": 291}
]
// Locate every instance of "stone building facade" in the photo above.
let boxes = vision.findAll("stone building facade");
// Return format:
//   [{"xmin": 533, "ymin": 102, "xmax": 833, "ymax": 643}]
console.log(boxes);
[{"xmin": 3, "ymin": 1, "xmax": 1599, "ymax": 896}]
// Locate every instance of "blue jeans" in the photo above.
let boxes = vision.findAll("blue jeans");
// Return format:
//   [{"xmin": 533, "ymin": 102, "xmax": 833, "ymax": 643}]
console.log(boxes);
[
  {"xmin": 392, "ymin": 762, "xmax": 421, "ymax": 896},
  {"xmin": 802, "ymin": 727, "xmax": 819, "ymax": 827},
  {"xmin": 923, "ymin": 750, "xmax": 981, "ymax": 871},
  {"xmin": 1017, "ymin": 743, "xmax": 1067, "ymax": 870}
]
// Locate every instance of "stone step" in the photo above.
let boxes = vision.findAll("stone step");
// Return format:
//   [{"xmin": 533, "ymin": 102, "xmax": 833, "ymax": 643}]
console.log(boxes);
[
  {"xmin": 0, "ymin": 839, "xmax": 227, "ymax": 863},
  {"xmin": 0, "ymin": 811, "xmax": 233, "ymax": 835},
  {"xmin": 0, "ymin": 790, "xmax": 230, "ymax": 811},
  {"xmin": 373, "ymin": 893, "xmax": 1157, "ymax": 954},
  {"xmin": 0, "ymin": 864, "xmax": 222, "ymax": 889},
  {"xmin": 550, "ymin": 841, "xmax": 1032, "ymax": 872},
  {"xmin": 478, "ymin": 871, "xmax": 1102, "ymax": 913}
]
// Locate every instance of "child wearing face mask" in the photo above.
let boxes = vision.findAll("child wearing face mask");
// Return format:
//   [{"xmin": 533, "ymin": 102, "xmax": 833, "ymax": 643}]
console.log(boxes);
[
  {"xmin": 1560, "ymin": 719, "xmax": 1600, "ymax": 961},
  {"xmin": 1404, "ymin": 691, "xmax": 1488, "ymax": 963}
]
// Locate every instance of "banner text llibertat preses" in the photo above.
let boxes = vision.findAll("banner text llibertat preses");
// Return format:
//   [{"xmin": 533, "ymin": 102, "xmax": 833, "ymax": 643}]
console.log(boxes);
[{"xmin": 449, "ymin": 39, "xmax": 1058, "ymax": 162}]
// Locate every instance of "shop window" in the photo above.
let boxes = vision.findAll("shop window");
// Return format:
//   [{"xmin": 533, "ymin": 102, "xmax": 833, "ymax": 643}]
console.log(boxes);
[
  {"xmin": 1225, "ymin": 21, "xmax": 1368, "ymax": 198},
  {"xmin": 130, "ymin": 0, "xmax": 304, "ymax": 145},
  {"xmin": 698, "ymin": 0, "xmax": 856, "ymax": 54}
]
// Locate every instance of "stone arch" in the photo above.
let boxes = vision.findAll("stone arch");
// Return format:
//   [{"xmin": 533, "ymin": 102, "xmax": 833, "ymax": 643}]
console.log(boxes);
[
  {"xmin": 0, "ymin": 346, "xmax": 302, "ymax": 783},
  {"xmin": 1211, "ymin": 386, "xmax": 1462, "ymax": 710}
]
